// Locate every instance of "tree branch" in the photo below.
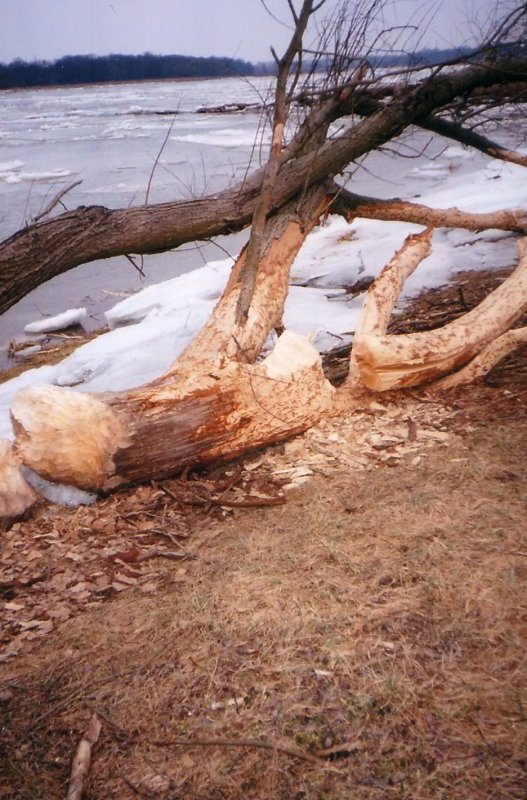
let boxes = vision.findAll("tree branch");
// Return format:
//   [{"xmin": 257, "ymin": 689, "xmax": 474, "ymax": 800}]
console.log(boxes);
[
  {"xmin": 235, "ymin": 0, "xmax": 316, "ymax": 324},
  {"xmin": 330, "ymin": 186, "xmax": 527, "ymax": 233}
]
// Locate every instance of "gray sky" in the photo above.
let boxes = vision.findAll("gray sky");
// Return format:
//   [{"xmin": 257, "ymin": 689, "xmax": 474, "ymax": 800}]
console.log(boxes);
[{"xmin": 1, "ymin": 0, "xmax": 496, "ymax": 65}]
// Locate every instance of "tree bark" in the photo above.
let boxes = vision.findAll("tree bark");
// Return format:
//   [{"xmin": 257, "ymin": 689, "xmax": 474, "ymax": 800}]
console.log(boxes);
[{"xmin": 331, "ymin": 188, "xmax": 527, "ymax": 233}]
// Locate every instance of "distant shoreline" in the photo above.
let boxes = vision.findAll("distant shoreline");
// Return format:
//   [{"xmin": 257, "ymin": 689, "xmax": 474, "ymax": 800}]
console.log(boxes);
[
  {"xmin": 0, "ymin": 73, "xmax": 254, "ymax": 95},
  {"xmin": 0, "ymin": 45, "xmax": 470, "ymax": 92}
]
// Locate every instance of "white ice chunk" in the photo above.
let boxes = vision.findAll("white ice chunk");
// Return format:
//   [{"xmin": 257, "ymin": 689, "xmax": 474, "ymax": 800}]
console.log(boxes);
[
  {"xmin": 7, "ymin": 169, "xmax": 74, "ymax": 183},
  {"xmin": 20, "ymin": 467, "xmax": 98, "ymax": 507},
  {"xmin": 24, "ymin": 308, "xmax": 87, "ymax": 334},
  {"xmin": 443, "ymin": 146, "xmax": 474, "ymax": 159}
]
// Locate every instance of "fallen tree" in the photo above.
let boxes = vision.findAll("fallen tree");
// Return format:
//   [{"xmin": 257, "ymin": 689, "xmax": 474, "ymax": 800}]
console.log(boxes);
[{"xmin": 1, "ymin": 0, "xmax": 526, "ymax": 522}]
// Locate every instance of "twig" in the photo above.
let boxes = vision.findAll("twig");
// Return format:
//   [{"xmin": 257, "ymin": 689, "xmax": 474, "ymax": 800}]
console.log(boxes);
[
  {"xmin": 212, "ymin": 494, "xmax": 285, "ymax": 508},
  {"xmin": 128, "ymin": 525, "xmax": 189, "ymax": 543},
  {"xmin": 66, "ymin": 713, "xmax": 102, "ymax": 800},
  {"xmin": 315, "ymin": 739, "xmax": 364, "ymax": 758},
  {"xmin": 32, "ymin": 179, "xmax": 82, "ymax": 223},
  {"xmin": 124, "ymin": 254, "xmax": 145, "ymax": 277},
  {"xmin": 145, "ymin": 114, "xmax": 177, "ymax": 205},
  {"xmin": 149, "ymin": 735, "xmax": 328, "ymax": 767},
  {"xmin": 121, "ymin": 777, "xmax": 152, "ymax": 798},
  {"xmin": 134, "ymin": 548, "xmax": 195, "ymax": 562}
]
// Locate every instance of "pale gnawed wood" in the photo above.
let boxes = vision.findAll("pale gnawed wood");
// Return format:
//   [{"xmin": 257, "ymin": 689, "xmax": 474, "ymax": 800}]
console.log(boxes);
[
  {"xmin": 175, "ymin": 186, "xmax": 329, "ymax": 369},
  {"xmin": 353, "ymin": 228, "xmax": 434, "ymax": 336},
  {"xmin": 344, "ymin": 228, "xmax": 433, "ymax": 390},
  {"xmin": 0, "ymin": 440, "xmax": 36, "ymax": 529},
  {"xmin": 9, "ymin": 332, "xmax": 334, "ymax": 492},
  {"xmin": 433, "ymin": 325, "xmax": 527, "ymax": 389},
  {"xmin": 66, "ymin": 714, "xmax": 102, "ymax": 800},
  {"xmin": 352, "ymin": 238, "xmax": 527, "ymax": 391},
  {"xmin": 11, "ymin": 387, "xmax": 130, "ymax": 490}
]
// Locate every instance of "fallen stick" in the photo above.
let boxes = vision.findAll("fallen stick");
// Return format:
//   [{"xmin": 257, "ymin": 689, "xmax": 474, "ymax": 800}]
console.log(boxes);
[
  {"xmin": 149, "ymin": 735, "xmax": 327, "ymax": 767},
  {"xmin": 66, "ymin": 714, "xmax": 102, "ymax": 800}
]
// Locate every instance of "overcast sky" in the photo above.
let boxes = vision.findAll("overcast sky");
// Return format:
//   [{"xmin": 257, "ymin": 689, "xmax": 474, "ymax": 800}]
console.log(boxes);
[{"xmin": 1, "ymin": 0, "xmax": 496, "ymax": 65}]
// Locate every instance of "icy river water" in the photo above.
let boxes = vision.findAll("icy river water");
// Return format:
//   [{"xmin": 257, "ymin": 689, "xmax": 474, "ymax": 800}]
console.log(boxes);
[{"xmin": 0, "ymin": 74, "xmax": 508, "ymax": 363}]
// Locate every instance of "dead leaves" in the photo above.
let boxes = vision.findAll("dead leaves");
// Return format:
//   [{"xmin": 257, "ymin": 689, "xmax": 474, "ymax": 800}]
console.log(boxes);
[
  {"xmin": 0, "ymin": 467, "xmax": 286, "ymax": 662},
  {"xmin": 0, "ymin": 392, "xmax": 459, "ymax": 663}
]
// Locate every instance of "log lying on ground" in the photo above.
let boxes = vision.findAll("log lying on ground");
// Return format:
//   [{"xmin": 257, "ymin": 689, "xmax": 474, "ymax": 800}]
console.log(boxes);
[
  {"xmin": 2, "ymin": 185, "xmax": 335, "ymax": 503},
  {"xmin": 10, "ymin": 331, "xmax": 335, "ymax": 491},
  {"xmin": 351, "ymin": 236, "xmax": 527, "ymax": 391}
]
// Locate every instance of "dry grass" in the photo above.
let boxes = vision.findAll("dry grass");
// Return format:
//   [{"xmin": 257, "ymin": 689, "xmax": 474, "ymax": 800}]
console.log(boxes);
[{"xmin": 1, "ymin": 273, "xmax": 526, "ymax": 799}]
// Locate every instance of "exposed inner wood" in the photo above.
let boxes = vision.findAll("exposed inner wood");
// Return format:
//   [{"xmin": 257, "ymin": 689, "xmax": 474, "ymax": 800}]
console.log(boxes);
[
  {"xmin": 433, "ymin": 326, "xmax": 527, "ymax": 390},
  {"xmin": 10, "ymin": 332, "xmax": 334, "ymax": 491},
  {"xmin": 352, "ymin": 238, "xmax": 527, "ymax": 391}
]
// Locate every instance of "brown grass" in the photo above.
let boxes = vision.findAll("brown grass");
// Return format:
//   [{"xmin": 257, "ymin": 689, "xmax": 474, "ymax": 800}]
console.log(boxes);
[{"xmin": 0, "ymin": 274, "xmax": 526, "ymax": 799}]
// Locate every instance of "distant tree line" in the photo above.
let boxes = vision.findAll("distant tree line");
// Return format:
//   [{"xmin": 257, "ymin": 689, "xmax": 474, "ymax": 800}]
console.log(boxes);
[
  {"xmin": 0, "ymin": 52, "xmax": 256, "ymax": 90},
  {"xmin": 0, "ymin": 46, "xmax": 486, "ymax": 91}
]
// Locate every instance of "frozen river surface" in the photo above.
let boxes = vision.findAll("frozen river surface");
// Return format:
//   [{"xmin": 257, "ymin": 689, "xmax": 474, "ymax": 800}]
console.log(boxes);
[
  {"xmin": 0, "ymin": 75, "xmax": 518, "ymax": 361},
  {"xmin": 0, "ymin": 76, "xmax": 280, "ymax": 354}
]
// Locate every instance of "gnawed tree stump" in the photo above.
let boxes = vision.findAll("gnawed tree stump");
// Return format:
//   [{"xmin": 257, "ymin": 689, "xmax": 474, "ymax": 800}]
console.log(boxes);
[
  {"xmin": 3, "ymin": 221, "xmax": 527, "ymax": 506},
  {"xmin": 1, "ymin": 5, "xmax": 527, "ymax": 524}
]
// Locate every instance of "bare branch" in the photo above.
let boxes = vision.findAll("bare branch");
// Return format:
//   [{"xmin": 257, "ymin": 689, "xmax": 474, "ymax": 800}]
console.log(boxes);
[
  {"xmin": 145, "ymin": 113, "xmax": 178, "ymax": 205},
  {"xmin": 31, "ymin": 179, "xmax": 83, "ymax": 224},
  {"xmin": 330, "ymin": 185, "xmax": 527, "ymax": 234},
  {"xmin": 235, "ymin": 0, "xmax": 317, "ymax": 325}
]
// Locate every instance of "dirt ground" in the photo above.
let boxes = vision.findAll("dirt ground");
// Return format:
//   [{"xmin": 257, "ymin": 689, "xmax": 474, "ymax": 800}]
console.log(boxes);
[{"xmin": 1, "ymin": 273, "xmax": 526, "ymax": 799}]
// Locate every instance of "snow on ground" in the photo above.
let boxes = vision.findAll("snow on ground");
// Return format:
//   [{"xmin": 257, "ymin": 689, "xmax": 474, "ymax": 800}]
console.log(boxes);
[{"xmin": 0, "ymin": 153, "xmax": 526, "ymax": 444}]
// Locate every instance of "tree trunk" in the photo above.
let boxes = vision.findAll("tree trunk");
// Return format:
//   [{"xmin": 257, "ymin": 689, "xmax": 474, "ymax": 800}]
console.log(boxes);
[
  {"xmin": 0, "ymin": 441, "xmax": 36, "ymax": 530},
  {"xmin": 7, "ymin": 186, "xmax": 335, "ymax": 492}
]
